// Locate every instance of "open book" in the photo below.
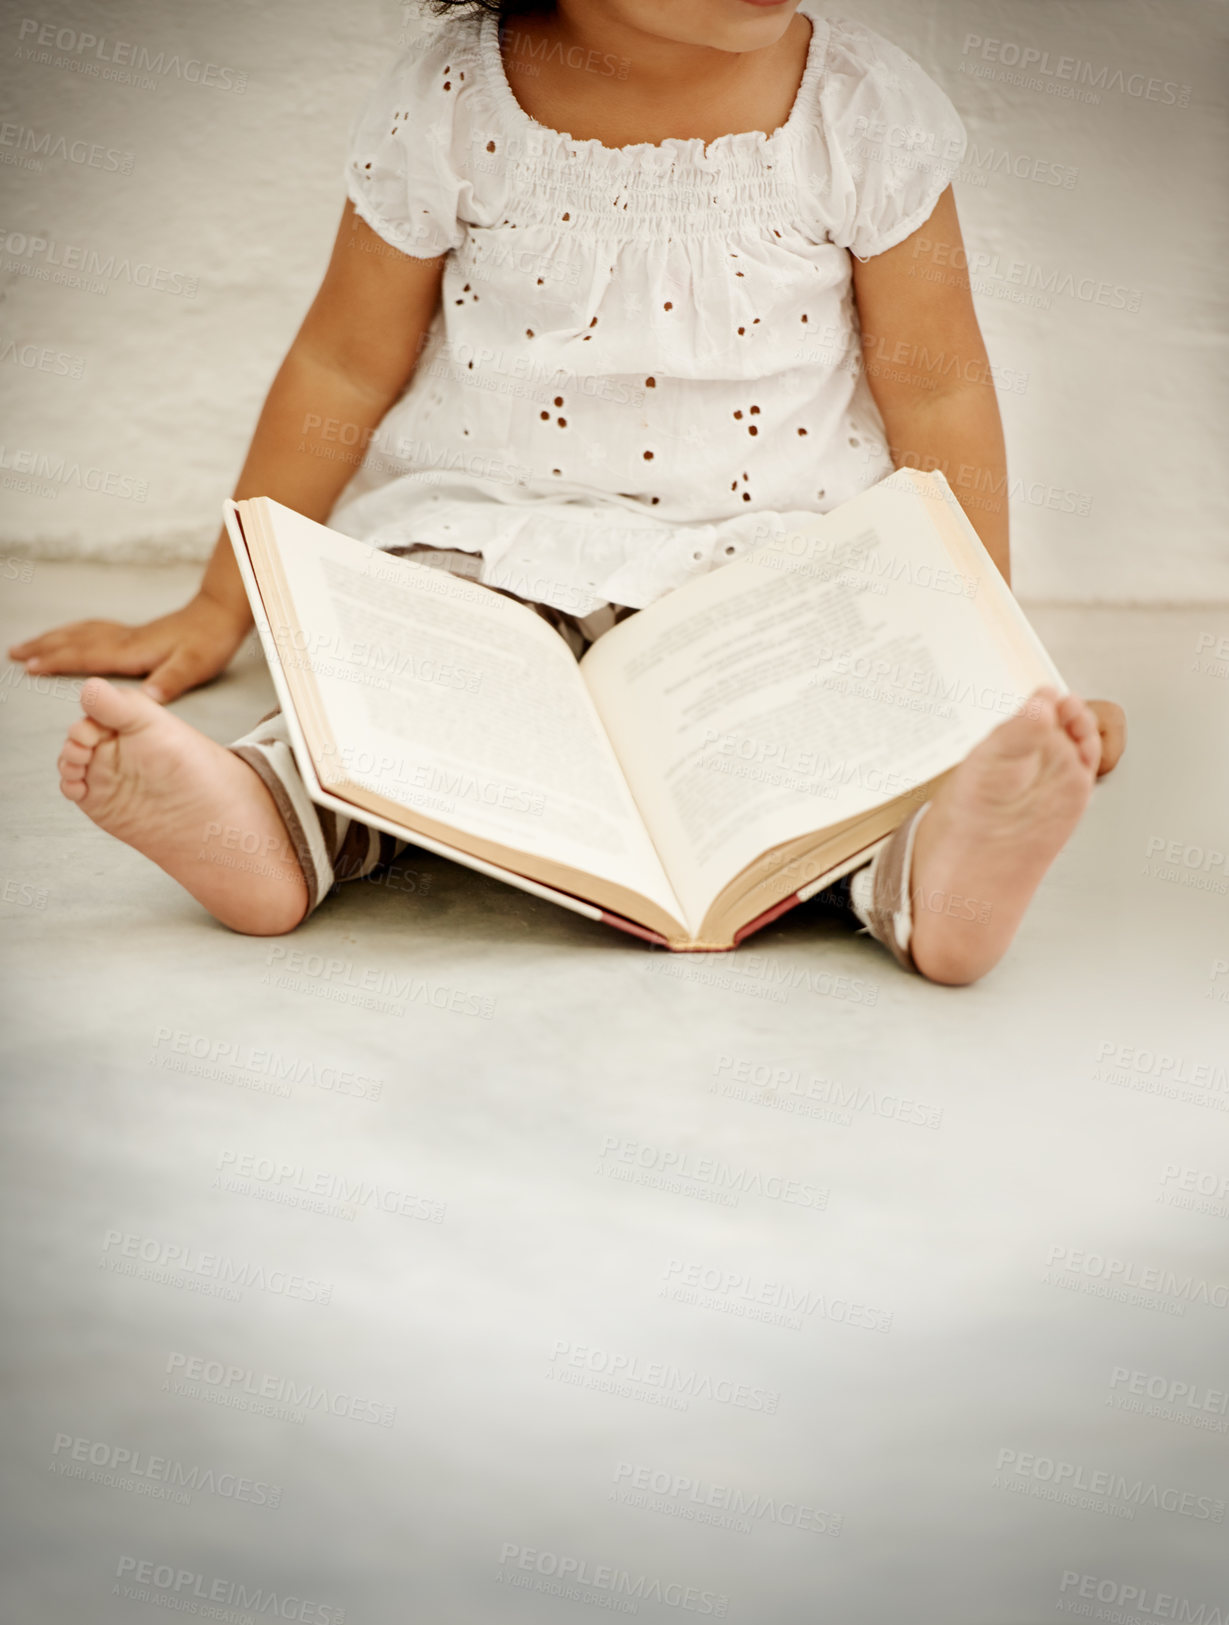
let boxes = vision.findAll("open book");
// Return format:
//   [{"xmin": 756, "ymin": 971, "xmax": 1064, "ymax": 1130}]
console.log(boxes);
[{"xmin": 224, "ymin": 468, "xmax": 1063, "ymax": 950}]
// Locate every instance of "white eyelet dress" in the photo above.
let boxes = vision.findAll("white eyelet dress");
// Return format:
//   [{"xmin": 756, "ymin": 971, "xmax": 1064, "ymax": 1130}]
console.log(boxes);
[
  {"xmin": 228, "ymin": 3, "xmax": 965, "ymax": 958},
  {"xmin": 328, "ymin": 1, "xmax": 967, "ymax": 618}
]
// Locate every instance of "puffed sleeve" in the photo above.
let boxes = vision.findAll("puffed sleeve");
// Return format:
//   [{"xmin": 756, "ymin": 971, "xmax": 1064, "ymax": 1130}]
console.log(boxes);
[
  {"xmin": 344, "ymin": 29, "xmax": 465, "ymax": 259},
  {"xmin": 821, "ymin": 18, "xmax": 967, "ymax": 261}
]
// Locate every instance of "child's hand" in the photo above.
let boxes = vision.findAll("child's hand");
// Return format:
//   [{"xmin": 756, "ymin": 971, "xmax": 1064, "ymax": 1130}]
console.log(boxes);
[
  {"xmin": 7, "ymin": 590, "xmax": 252, "ymax": 703},
  {"xmin": 1087, "ymin": 699, "xmax": 1126, "ymax": 777}
]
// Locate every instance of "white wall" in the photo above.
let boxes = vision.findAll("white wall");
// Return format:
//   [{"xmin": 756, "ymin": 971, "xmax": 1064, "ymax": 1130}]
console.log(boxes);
[{"xmin": 0, "ymin": 0, "xmax": 1224, "ymax": 600}]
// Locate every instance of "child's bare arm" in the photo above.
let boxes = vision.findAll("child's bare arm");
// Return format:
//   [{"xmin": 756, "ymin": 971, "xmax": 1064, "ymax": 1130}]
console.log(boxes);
[
  {"xmin": 850, "ymin": 188, "xmax": 1124, "ymax": 775},
  {"xmin": 851, "ymin": 186, "xmax": 1010, "ymax": 581},
  {"xmin": 9, "ymin": 202, "xmax": 446, "ymax": 702}
]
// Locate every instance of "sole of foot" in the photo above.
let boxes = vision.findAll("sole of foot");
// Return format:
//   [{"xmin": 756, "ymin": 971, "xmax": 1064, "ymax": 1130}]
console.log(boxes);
[
  {"xmin": 908, "ymin": 687, "xmax": 1101, "ymax": 986},
  {"xmin": 58, "ymin": 677, "xmax": 309, "ymax": 935}
]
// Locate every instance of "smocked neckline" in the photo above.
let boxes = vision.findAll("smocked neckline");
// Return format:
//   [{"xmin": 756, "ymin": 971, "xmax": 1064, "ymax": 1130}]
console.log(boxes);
[{"xmin": 479, "ymin": 4, "xmax": 828, "ymax": 161}]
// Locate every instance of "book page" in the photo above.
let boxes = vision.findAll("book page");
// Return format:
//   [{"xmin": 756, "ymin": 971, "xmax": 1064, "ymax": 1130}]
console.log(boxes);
[
  {"xmin": 253, "ymin": 502, "xmax": 683, "ymax": 921},
  {"xmin": 580, "ymin": 470, "xmax": 1063, "ymax": 928}
]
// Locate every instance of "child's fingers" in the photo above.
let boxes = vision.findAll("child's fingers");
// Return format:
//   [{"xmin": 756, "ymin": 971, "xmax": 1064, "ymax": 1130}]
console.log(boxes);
[
  {"xmin": 20, "ymin": 621, "xmax": 163, "ymax": 678},
  {"xmin": 10, "ymin": 619, "xmax": 112, "ymax": 656},
  {"xmin": 10, "ymin": 629, "xmax": 72, "ymax": 665},
  {"xmin": 4, "ymin": 624, "xmax": 80, "ymax": 657},
  {"xmin": 1086, "ymin": 698, "xmax": 1126, "ymax": 777},
  {"xmin": 142, "ymin": 646, "xmax": 224, "ymax": 704},
  {"xmin": 14, "ymin": 621, "xmax": 116, "ymax": 672},
  {"xmin": 1095, "ymin": 724, "xmax": 1124, "ymax": 777}
]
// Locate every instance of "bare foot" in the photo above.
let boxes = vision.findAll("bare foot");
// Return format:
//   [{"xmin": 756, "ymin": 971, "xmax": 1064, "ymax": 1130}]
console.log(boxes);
[
  {"xmin": 58, "ymin": 678, "xmax": 308, "ymax": 934},
  {"xmin": 908, "ymin": 687, "xmax": 1101, "ymax": 985}
]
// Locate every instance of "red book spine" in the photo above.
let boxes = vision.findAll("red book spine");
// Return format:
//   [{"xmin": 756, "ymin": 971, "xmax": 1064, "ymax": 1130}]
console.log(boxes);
[
  {"xmin": 732, "ymin": 890, "xmax": 803, "ymax": 947},
  {"xmin": 599, "ymin": 911, "xmax": 672, "ymax": 948}
]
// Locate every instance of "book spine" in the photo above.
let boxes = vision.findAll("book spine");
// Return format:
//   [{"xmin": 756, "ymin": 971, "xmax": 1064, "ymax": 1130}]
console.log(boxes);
[
  {"xmin": 732, "ymin": 891, "xmax": 804, "ymax": 947},
  {"xmin": 599, "ymin": 911, "xmax": 672, "ymax": 949}
]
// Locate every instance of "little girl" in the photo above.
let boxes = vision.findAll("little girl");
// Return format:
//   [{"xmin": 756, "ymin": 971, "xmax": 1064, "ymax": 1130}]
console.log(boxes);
[{"xmin": 18, "ymin": 0, "xmax": 1124, "ymax": 983}]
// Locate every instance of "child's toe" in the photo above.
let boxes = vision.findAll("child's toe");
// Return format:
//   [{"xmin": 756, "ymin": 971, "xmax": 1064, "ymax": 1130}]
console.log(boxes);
[
  {"xmin": 1024, "ymin": 685, "xmax": 1061, "ymax": 719},
  {"xmin": 1055, "ymin": 692, "xmax": 1086, "ymax": 728},
  {"xmin": 81, "ymin": 676, "xmax": 155, "ymax": 732},
  {"xmin": 1056, "ymin": 696, "xmax": 1101, "ymax": 769},
  {"xmin": 1075, "ymin": 727, "xmax": 1102, "ymax": 772},
  {"xmin": 68, "ymin": 717, "xmax": 109, "ymax": 748},
  {"xmin": 994, "ymin": 693, "xmax": 1056, "ymax": 757}
]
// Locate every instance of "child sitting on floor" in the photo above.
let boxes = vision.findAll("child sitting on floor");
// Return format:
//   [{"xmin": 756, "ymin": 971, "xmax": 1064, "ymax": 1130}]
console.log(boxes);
[{"xmin": 13, "ymin": 0, "xmax": 1125, "ymax": 981}]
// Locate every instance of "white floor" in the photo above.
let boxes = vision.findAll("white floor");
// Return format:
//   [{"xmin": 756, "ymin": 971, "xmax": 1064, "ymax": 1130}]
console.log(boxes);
[{"xmin": 2, "ymin": 563, "xmax": 1228, "ymax": 1624}]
